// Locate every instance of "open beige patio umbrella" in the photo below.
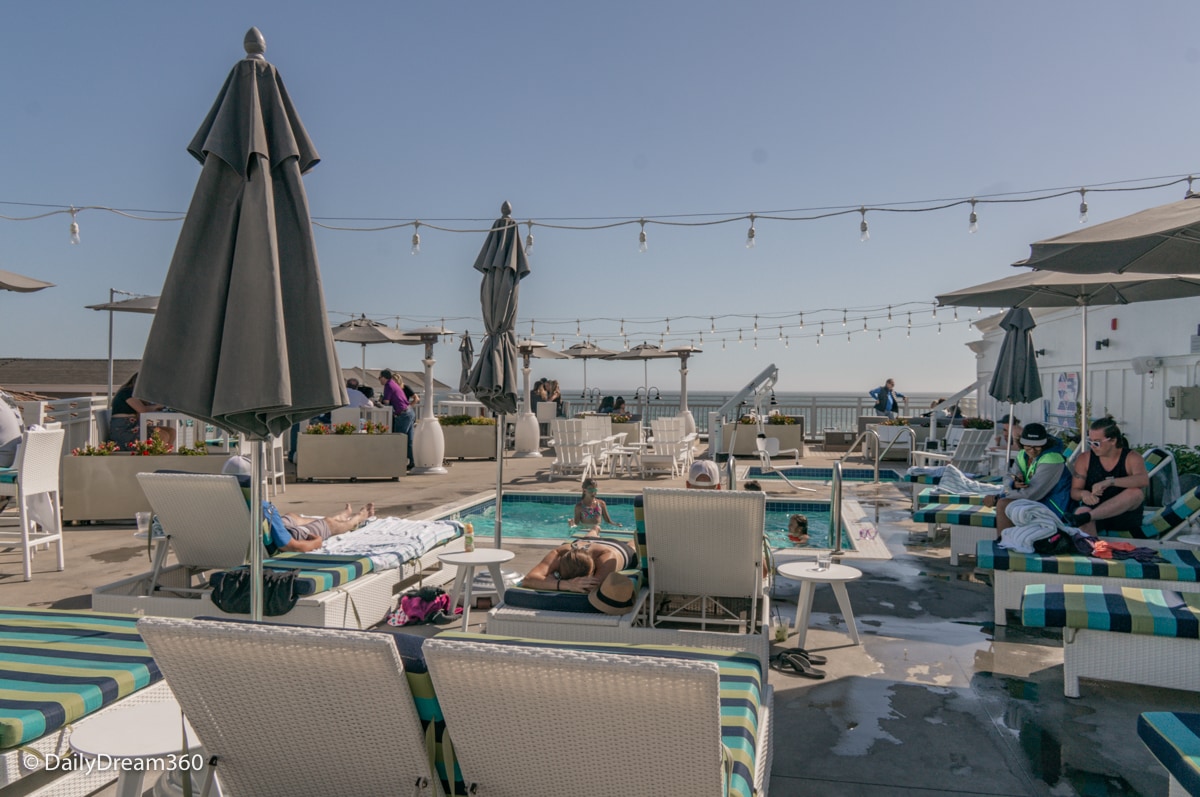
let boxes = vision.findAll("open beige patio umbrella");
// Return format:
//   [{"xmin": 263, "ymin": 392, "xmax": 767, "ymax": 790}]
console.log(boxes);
[
  {"xmin": 604, "ymin": 342, "xmax": 676, "ymax": 421},
  {"xmin": 937, "ymin": 270, "xmax": 1200, "ymax": 434},
  {"xmin": 0, "ymin": 269, "xmax": 54, "ymax": 293},
  {"xmin": 563, "ymin": 342, "xmax": 615, "ymax": 398},
  {"xmin": 512, "ymin": 339, "xmax": 571, "ymax": 458},
  {"xmin": 137, "ymin": 28, "xmax": 345, "ymax": 619},
  {"xmin": 1016, "ymin": 193, "xmax": 1200, "ymax": 275},
  {"xmin": 86, "ymin": 291, "xmax": 159, "ymax": 406},
  {"xmin": 332, "ymin": 314, "xmax": 408, "ymax": 370}
]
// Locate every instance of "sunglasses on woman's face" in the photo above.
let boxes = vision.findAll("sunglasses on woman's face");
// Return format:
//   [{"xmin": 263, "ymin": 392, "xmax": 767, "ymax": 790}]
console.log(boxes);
[{"xmin": 1088, "ymin": 438, "xmax": 1107, "ymax": 448}]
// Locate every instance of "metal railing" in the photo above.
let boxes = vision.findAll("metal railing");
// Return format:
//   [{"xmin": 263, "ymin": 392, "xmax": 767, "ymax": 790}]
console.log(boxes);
[
  {"xmin": 830, "ymin": 460, "xmax": 844, "ymax": 556},
  {"xmin": 843, "ymin": 426, "xmax": 915, "ymax": 483},
  {"xmin": 18, "ymin": 396, "xmax": 108, "ymax": 452}
]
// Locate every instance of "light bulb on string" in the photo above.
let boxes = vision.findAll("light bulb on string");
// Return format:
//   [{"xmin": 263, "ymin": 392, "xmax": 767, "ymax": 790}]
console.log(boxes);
[
  {"xmin": 907, "ymin": 312, "xmax": 911, "ymax": 328},
  {"xmin": 932, "ymin": 306, "xmax": 937, "ymax": 319},
  {"xmin": 659, "ymin": 334, "xmax": 664, "ymax": 347},
  {"xmin": 745, "ymin": 214, "xmax": 756, "ymax": 249},
  {"xmin": 737, "ymin": 329, "xmax": 743, "ymax": 344},
  {"xmin": 699, "ymin": 332, "xmax": 704, "ymax": 344},
  {"xmin": 859, "ymin": 207, "xmax": 870, "ymax": 242},
  {"xmin": 785, "ymin": 336, "xmax": 789, "ymax": 349},
  {"xmin": 753, "ymin": 315, "xmax": 758, "ymax": 334},
  {"xmin": 863, "ymin": 316, "xmax": 868, "ymax": 332},
  {"xmin": 411, "ymin": 222, "xmax": 421, "ymax": 255},
  {"xmin": 1078, "ymin": 189, "xmax": 1089, "ymax": 224},
  {"xmin": 816, "ymin": 335, "xmax": 821, "ymax": 346},
  {"xmin": 68, "ymin": 207, "xmax": 80, "ymax": 245},
  {"xmin": 722, "ymin": 338, "xmax": 726, "ymax": 351},
  {"xmin": 842, "ymin": 310, "xmax": 847, "ymax": 327},
  {"xmin": 846, "ymin": 332, "xmax": 851, "ymax": 343},
  {"xmin": 665, "ymin": 318, "xmax": 670, "ymax": 334},
  {"xmin": 710, "ymin": 317, "xmax": 716, "ymax": 333},
  {"xmin": 907, "ymin": 328, "xmax": 911, "ymax": 339},
  {"xmin": 968, "ymin": 198, "xmax": 978, "ymax": 234},
  {"xmin": 799, "ymin": 312, "xmax": 804, "ymax": 330},
  {"xmin": 953, "ymin": 308, "xmax": 959, "ymax": 321},
  {"xmin": 576, "ymin": 319, "xmax": 581, "ymax": 336},
  {"xmin": 877, "ymin": 330, "xmax": 882, "ymax": 341},
  {"xmin": 977, "ymin": 307, "xmax": 982, "ymax": 314},
  {"xmin": 937, "ymin": 322, "xmax": 942, "ymax": 334},
  {"xmin": 620, "ymin": 319, "xmax": 625, "ymax": 335},
  {"xmin": 524, "ymin": 221, "xmax": 534, "ymax": 255},
  {"xmin": 530, "ymin": 320, "xmax": 535, "ymax": 336},
  {"xmin": 638, "ymin": 219, "xmax": 648, "ymax": 252},
  {"xmin": 887, "ymin": 305, "xmax": 892, "ymax": 321},
  {"xmin": 819, "ymin": 322, "xmax": 825, "ymax": 337},
  {"xmin": 778, "ymin": 325, "xmax": 783, "ymax": 341},
  {"xmin": 753, "ymin": 337, "xmax": 758, "ymax": 351}
]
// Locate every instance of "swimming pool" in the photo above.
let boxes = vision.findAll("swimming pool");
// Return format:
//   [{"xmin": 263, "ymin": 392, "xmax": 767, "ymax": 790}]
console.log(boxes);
[
  {"xmin": 442, "ymin": 492, "xmax": 853, "ymax": 550},
  {"xmin": 747, "ymin": 466, "xmax": 901, "ymax": 482}
]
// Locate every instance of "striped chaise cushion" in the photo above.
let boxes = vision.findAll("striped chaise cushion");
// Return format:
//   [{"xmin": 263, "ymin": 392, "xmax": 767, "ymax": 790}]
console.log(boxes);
[
  {"xmin": 0, "ymin": 607, "xmax": 161, "ymax": 748},
  {"xmin": 901, "ymin": 472, "xmax": 942, "ymax": 487},
  {"xmin": 911, "ymin": 503, "xmax": 996, "ymax": 528},
  {"xmin": 1139, "ymin": 712, "xmax": 1200, "ymax": 797},
  {"xmin": 437, "ymin": 631, "xmax": 764, "ymax": 797},
  {"xmin": 977, "ymin": 542, "xmax": 1200, "ymax": 581},
  {"xmin": 1138, "ymin": 486, "xmax": 1200, "ymax": 539},
  {"xmin": 209, "ymin": 553, "xmax": 375, "ymax": 598},
  {"xmin": 916, "ymin": 489, "xmax": 988, "ymax": 507},
  {"xmin": 1021, "ymin": 584, "xmax": 1200, "ymax": 637}
]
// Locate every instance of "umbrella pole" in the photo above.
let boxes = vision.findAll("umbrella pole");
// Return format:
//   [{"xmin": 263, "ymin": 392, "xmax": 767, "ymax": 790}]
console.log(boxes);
[
  {"xmin": 361, "ymin": 344, "xmax": 366, "ymax": 372},
  {"xmin": 1079, "ymin": 304, "xmax": 1088, "ymax": 433},
  {"xmin": 106, "ymin": 288, "xmax": 115, "ymax": 407},
  {"xmin": 495, "ymin": 414, "xmax": 504, "ymax": 546},
  {"xmin": 249, "ymin": 439, "xmax": 264, "ymax": 621},
  {"xmin": 1005, "ymin": 401, "xmax": 1014, "ymax": 468}
]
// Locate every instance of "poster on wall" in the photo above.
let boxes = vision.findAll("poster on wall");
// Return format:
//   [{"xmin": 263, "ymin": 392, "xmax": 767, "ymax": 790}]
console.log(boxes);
[{"xmin": 1048, "ymin": 372, "xmax": 1079, "ymax": 428}]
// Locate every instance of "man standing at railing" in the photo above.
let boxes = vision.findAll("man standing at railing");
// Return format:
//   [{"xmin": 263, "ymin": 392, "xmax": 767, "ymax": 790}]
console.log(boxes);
[{"xmin": 869, "ymin": 378, "xmax": 905, "ymax": 419}]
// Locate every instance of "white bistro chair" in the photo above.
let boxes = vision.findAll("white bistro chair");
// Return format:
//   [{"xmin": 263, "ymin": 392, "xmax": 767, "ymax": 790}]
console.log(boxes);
[{"xmin": 0, "ymin": 428, "xmax": 66, "ymax": 581}]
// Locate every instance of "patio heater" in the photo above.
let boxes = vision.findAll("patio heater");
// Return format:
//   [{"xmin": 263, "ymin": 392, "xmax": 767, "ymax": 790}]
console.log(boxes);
[{"xmin": 402, "ymin": 326, "xmax": 453, "ymax": 475}]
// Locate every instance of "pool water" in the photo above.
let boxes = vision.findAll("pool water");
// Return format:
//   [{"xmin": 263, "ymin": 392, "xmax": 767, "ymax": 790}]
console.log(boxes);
[
  {"xmin": 747, "ymin": 466, "xmax": 900, "ymax": 482},
  {"xmin": 451, "ymin": 493, "xmax": 852, "ymax": 550}
]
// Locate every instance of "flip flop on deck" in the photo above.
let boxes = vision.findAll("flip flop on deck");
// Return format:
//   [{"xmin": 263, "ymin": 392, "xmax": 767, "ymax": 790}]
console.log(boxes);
[{"xmin": 771, "ymin": 650, "xmax": 826, "ymax": 678}]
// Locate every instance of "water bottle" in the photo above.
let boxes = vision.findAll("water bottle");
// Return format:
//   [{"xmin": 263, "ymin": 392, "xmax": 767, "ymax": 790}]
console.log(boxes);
[{"xmin": 464, "ymin": 521, "xmax": 475, "ymax": 552}]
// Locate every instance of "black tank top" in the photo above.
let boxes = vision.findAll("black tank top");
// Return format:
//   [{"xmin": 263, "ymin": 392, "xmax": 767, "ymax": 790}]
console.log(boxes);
[{"xmin": 1085, "ymin": 445, "xmax": 1131, "ymax": 504}]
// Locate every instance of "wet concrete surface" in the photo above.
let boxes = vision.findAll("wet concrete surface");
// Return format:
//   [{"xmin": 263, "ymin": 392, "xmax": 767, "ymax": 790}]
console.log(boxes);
[{"xmin": 3, "ymin": 448, "xmax": 1199, "ymax": 796}]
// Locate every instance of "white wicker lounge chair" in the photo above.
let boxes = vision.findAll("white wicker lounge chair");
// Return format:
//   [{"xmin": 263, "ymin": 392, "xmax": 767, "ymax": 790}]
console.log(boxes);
[
  {"xmin": 138, "ymin": 617, "xmax": 443, "ymax": 797},
  {"xmin": 643, "ymin": 488, "xmax": 769, "ymax": 633},
  {"xmin": 93, "ymin": 473, "xmax": 460, "ymax": 628},
  {"xmin": 424, "ymin": 634, "xmax": 773, "ymax": 797},
  {"xmin": 0, "ymin": 427, "xmax": 65, "ymax": 581}
]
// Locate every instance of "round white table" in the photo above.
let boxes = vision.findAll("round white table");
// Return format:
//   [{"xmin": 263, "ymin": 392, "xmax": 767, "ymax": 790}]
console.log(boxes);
[
  {"xmin": 776, "ymin": 560, "xmax": 864, "ymax": 650},
  {"xmin": 1176, "ymin": 534, "xmax": 1200, "ymax": 548},
  {"xmin": 438, "ymin": 548, "xmax": 516, "ymax": 630},
  {"xmin": 69, "ymin": 699, "xmax": 207, "ymax": 797}
]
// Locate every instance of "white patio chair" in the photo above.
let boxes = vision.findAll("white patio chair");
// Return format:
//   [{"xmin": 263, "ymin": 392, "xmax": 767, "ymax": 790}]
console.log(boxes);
[
  {"xmin": 546, "ymin": 419, "xmax": 595, "ymax": 481},
  {"xmin": 0, "ymin": 427, "xmax": 65, "ymax": 581},
  {"xmin": 535, "ymin": 401, "xmax": 557, "ymax": 443},
  {"xmin": 755, "ymin": 435, "xmax": 801, "ymax": 469},
  {"xmin": 138, "ymin": 617, "xmax": 442, "ymax": 797},
  {"xmin": 640, "ymin": 418, "xmax": 691, "ymax": 477},
  {"xmin": 267, "ymin": 433, "xmax": 286, "ymax": 497},
  {"xmin": 643, "ymin": 487, "xmax": 769, "ymax": 633}
]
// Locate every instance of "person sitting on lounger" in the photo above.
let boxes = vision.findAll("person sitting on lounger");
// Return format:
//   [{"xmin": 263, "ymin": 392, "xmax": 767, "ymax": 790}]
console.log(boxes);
[
  {"xmin": 570, "ymin": 477, "xmax": 621, "ymax": 530},
  {"xmin": 520, "ymin": 535, "xmax": 637, "ymax": 594},
  {"xmin": 1069, "ymin": 417, "xmax": 1149, "ymax": 537},
  {"xmin": 984, "ymin": 423, "xmax": 1072, "ymax": 533}
]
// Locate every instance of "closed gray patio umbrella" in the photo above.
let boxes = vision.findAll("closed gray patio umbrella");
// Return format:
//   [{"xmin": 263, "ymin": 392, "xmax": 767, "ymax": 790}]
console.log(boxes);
[
  {"xmin": 137, "ymin": 28, "xmax": 345, "ymax": 619},
  {"xmin": 988, "ymin": 308, "xmax": 1043, "ymax": 460},
  {"xmin": 465, "ymin": 201, "xmax": 531, "ymax": 545},
  {"xmin": 458, "ymin": 332, "xmax": 474, "ymax": 394},
  {"xmin": 1017, "ymin": 193, "xmax": 1200, "ymax": 275}
]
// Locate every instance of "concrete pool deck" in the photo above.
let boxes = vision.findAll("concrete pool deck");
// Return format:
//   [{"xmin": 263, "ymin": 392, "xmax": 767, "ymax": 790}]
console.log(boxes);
[{"xmin": 2, "ymin": 446, "xmax": 1198, "ymax": 796}]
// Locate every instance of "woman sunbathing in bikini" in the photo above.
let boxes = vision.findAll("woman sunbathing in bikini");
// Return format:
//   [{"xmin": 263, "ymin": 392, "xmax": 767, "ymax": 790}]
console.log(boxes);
[{"xmin": 520, "ymin": 536, "xmax": 637, "ymax": 593}]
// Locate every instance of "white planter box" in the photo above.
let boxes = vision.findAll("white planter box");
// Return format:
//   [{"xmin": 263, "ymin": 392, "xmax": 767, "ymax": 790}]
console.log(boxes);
[
  {"xmin": 442, "ymin": 424, "xmax": 498, "ymax": 459},
  {"xmin": 720, "ymin": 420, "xmax": 806, "ymax": 456},
  {"xmin": 611, "ymin": 422, "xmax": 642, "ymax": 444},
  {"xmin": 62, "ymin": 454, "xmax": 230, "ymax": 523},
  {"xmin": 868, "ymin": 424, "xmax": 928, "ymax": 460},
  {"xmin": 295, "ymin": 433, "xmax": 407, "ymax": 481}
]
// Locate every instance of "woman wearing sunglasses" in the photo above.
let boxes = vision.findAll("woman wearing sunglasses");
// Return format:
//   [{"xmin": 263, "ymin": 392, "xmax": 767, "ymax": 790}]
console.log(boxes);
[{"xmin": 1069, "ymin": 418, "xmax": 1149, "ymax": 537}]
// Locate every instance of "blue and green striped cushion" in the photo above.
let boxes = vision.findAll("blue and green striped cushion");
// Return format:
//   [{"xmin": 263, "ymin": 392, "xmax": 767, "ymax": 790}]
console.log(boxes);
[
  {"xmin": 1139, "ymin": 712, "xmax": 1200, "ymax": 797},
  {"xmin": 1141, "ymin": 486, "xmax": 1200, "ymax": 539},
  {"xmin": 977, "ymin": 541, "xmax": 1200, "ymax": 581},
  {"xmin": 209, "ymin": 553, "xmax": 374, "ymax": 598},
  {"xmin": 0, "ymin": 467, "xmax": 15, "ymax": 484},
  {"xmin": 438, "ymin": 631, "xmax": 764, "ymax": 797},
  {"xmin": 911, "ymin": 503, "xmax": 997, "ymax": 528},
  {"xmin": 1021, "ymin": 584, "xmax": 1200, "ymax": 637},
  {"xmin": 0, "ymin": 607, "xmax": 161, "ymax": 748},
  {"xmin": 917, "ymin": 489, "xmax": 989, "ymax": 507},
  {"xmin": 901, "ymin": 473, "xmax": 942, "ymax": 486}
]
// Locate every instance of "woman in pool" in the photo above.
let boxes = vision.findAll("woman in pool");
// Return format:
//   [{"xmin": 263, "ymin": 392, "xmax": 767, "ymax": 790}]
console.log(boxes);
[
  {"xmin": 520, "ymin": 537, "xmax": 638, "ymax": 593},
  {"xmin": 788, "ymin": 514, "xmax": 810, "ymax": 545},
  {"xmin": 570, "ymin": 478, "xmax": 621, "ymax": 530}
]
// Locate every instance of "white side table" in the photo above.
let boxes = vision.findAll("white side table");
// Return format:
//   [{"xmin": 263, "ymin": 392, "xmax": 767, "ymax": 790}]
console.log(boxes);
[
  {"xmin": 69, "ymin": 699, "xmax": 212, "ymax": 797},
  {"xmin": 438, "ymin": 548, "xmax": 517, "ymax": 630},
  {"xmin": 777, "ymin": 561, "xmax": 864, "ymax": 650}
]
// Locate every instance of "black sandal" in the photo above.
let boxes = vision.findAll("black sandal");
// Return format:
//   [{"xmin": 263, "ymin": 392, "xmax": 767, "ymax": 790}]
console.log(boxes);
[
  {"xmin": 782, "ymin": 646, "xmax": 827, "ymax": 666},
  {"xmin": 771, "ymin": 651, "xmax": 826, "ymax": 679}
]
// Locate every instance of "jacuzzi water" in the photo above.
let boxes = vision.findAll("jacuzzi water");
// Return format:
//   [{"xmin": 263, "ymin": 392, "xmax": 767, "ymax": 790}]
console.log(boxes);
[{"xmin": 444, "ymin": 492, "xmax": 854, "ymax": 550}]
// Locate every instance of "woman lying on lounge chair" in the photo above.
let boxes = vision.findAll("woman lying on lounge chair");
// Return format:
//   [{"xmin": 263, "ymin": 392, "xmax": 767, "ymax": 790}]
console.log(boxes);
[
  {"xmin": 520, "ymin": 535, "xmax": 637, "ymax": 593},
  {"xmin": 277, "ymin": 502, "xmax": 375, "ymax": 552}
]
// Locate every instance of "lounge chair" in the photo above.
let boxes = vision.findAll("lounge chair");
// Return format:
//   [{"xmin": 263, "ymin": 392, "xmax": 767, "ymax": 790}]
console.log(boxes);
[
  {"xmin": 1138, "ymin": 712, "xmax": 1200, "ymax": 797},
  {"xmin": 92, "ymin": 473, "xmax": 462, "ymax": 628},
  {"xmin": 545, "ymin": 419, "xmax": 595, "ymax": 481},
  {"xmin": 643, "ymin": 487, "xmax": 769, "ymax": 633},
  {"xmin": 903, "ymin": 428, "xmax": 993, "ymax": 504},
  {"xmin": 138, "ymin": 616, "xmax": 446, "ymax": 797},
  {"xmin": 756, "ymin": 435, "xmax": 801, "ymax": 469},
  {"xmin": 423, "ymin": 632, "xmax": 774, "ymax": 797},
  {"xmin": 0, "ymin": 607, "xmax": 173, "ymax": 794},
  {"xmin": 0, "ymin": 427, "xmax": 65, "ymax": 581}
]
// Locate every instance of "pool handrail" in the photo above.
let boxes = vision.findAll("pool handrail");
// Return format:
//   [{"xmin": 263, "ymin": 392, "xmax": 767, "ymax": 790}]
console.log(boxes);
[{"xmin": 830, "ymin": 460, "xmax": 844, "ymax": 556}]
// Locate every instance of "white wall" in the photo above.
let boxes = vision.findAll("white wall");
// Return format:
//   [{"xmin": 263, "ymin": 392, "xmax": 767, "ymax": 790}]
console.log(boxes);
[{"xmin": 972, "ymin": 296, "xmax": 1200, "ymax": 447}]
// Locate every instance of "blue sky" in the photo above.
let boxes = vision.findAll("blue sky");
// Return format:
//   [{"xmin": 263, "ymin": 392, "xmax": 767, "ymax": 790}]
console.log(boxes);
[{"xmin": 3, "ymin": 2, "xmax": 1199, "ymax": 393}]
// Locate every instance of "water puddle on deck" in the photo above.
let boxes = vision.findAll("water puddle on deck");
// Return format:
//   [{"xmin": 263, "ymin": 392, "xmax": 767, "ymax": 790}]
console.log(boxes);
[{"xmin": 1017, "ymin": 714, "xmax": 1139, "ymax": 796}]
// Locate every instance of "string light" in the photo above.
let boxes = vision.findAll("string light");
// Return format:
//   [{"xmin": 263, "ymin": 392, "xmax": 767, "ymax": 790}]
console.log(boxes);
[
  {"xmin": 638, "ymin": 219, "xmax": 648, "ymax": 252},
  {"xmin": 410, "ymin": 221, "xmax": 421, "ymax": 255},
  {"xmin": 846, "ymin": 332, "xmax": 851, "ymax": 343},
  {"xmin": 737, "ymin": 329, "xmax": 743, "ymax": 344},
  {"xmin": 68, "ymin": 207, "xmax": 80, "ymax": 245},
  {"xmin": 722, "ymin": 338, "xmax": 726, "ymax": 351},
  {"xmin": 665, "ymin": 318, "xmax": 670, "ymax": 334},
  {"xmin": 907, "ymin": 312, "xmax": 912, "ymax": 328},
  {"xmin": 778, "ymin": 325, "xmax": 784, "ymax": 341},
  {"xmin": 753, "ymin": 315, "xmax": 758, "ymax": 333},
  {"xmin": 931, "ymin": 306, "xmax": 937, "ymax": 318},
  {"xmin": 524, "ymin": 220, "xmax": 534, "ymax": 255},
  {"xmin": 937, "ymin": 322, "xmax": 942, "ymax": 334},
  {"xmin": 710, "ymin": 317, "xmax": 716, "ymax": 333},
  {"xmin": 953, "ymin": 307, "xmax": 958, "ymax": 321},
  {"xmin": 785, "ymin": 336, "xmax": 789, "ymax": 349},
  {"xmin": 968, "ymin": 198, "xmax": 978, "ymax": 234},
  {"xmin": 862, "ymin": 316, "xmax": 868, "ymax": 332},
  {"xmin": 878, "ymin": 330, "xmax": 882, "ymax": 341},
  {"xmin": 620, "ymin": 319, "xmax": 625, "ymax": 335},
  {"xmin": 859, "ymin": 207, "xmax": 869, "ymax": 242},
  {"xmin": 753, "ymin": 337, "xmax": 758, "ymax": 351},
  {"xmin": 799, "ymin": 312, "xmax": 804, "ymax": 330},
  {"xmin": 1078, "ymin": 188, "xmax": 1089, "ymax": 224},
  {"xmin": 530, "ymin": 320, "xmax": 535, "ymax": 336},
  {"xmin": 887, "ymin": 305, "xmax": 892, "ymax": 321},
  {"xmin": 819, "ymin": 322, "xmax": 825, "ymax": 337},
  {"xmin": 576, "ymin": 320, "xmax": 581, "ymax": 336},
  {"xmin": 745, "ymin": 214, "xmax": 756, "ymax": 249}
]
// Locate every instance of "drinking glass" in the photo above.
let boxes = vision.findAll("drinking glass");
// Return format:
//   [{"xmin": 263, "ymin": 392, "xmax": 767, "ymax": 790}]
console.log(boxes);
[
  {"xmin": 135, "ymin": 511, "xmax": 152, "ymax": 536},
  {"xmin": 816, "ymin": 551, "xmax": 832, "ymax": 571}
]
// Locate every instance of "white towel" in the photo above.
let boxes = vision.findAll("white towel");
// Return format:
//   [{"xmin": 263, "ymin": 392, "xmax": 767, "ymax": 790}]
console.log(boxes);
[
  {"xmin": 997, "ymin": 499, "xmax": 1070, "ymax": 553},
  {"xmin": 932, "ymin": 465, "xmax": 1003, "ymax": 496},
  {"xmin": 319, "ymin": 517, "xmax": 462, "ymax": 570}
]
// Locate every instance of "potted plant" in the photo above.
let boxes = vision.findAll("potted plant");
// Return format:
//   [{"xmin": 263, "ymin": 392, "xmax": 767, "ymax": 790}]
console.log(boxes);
[
  {"xmin": 609, "ymin": 414, "xmax": 641, "ymax": 443},
  {"xmin": 63, "ymin": 431, "xmax": 227, "ymax": 522},
  {"xmin": 721, "ymin": 413, "xmax": 806, "ymax": 456},
  {"xmin": 295, "ymin": 420, "xmax": 408, "ymax": 480},
  {"xmin": 441, "ymin": 415, "xmax": 499, "ymax": 460}
]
